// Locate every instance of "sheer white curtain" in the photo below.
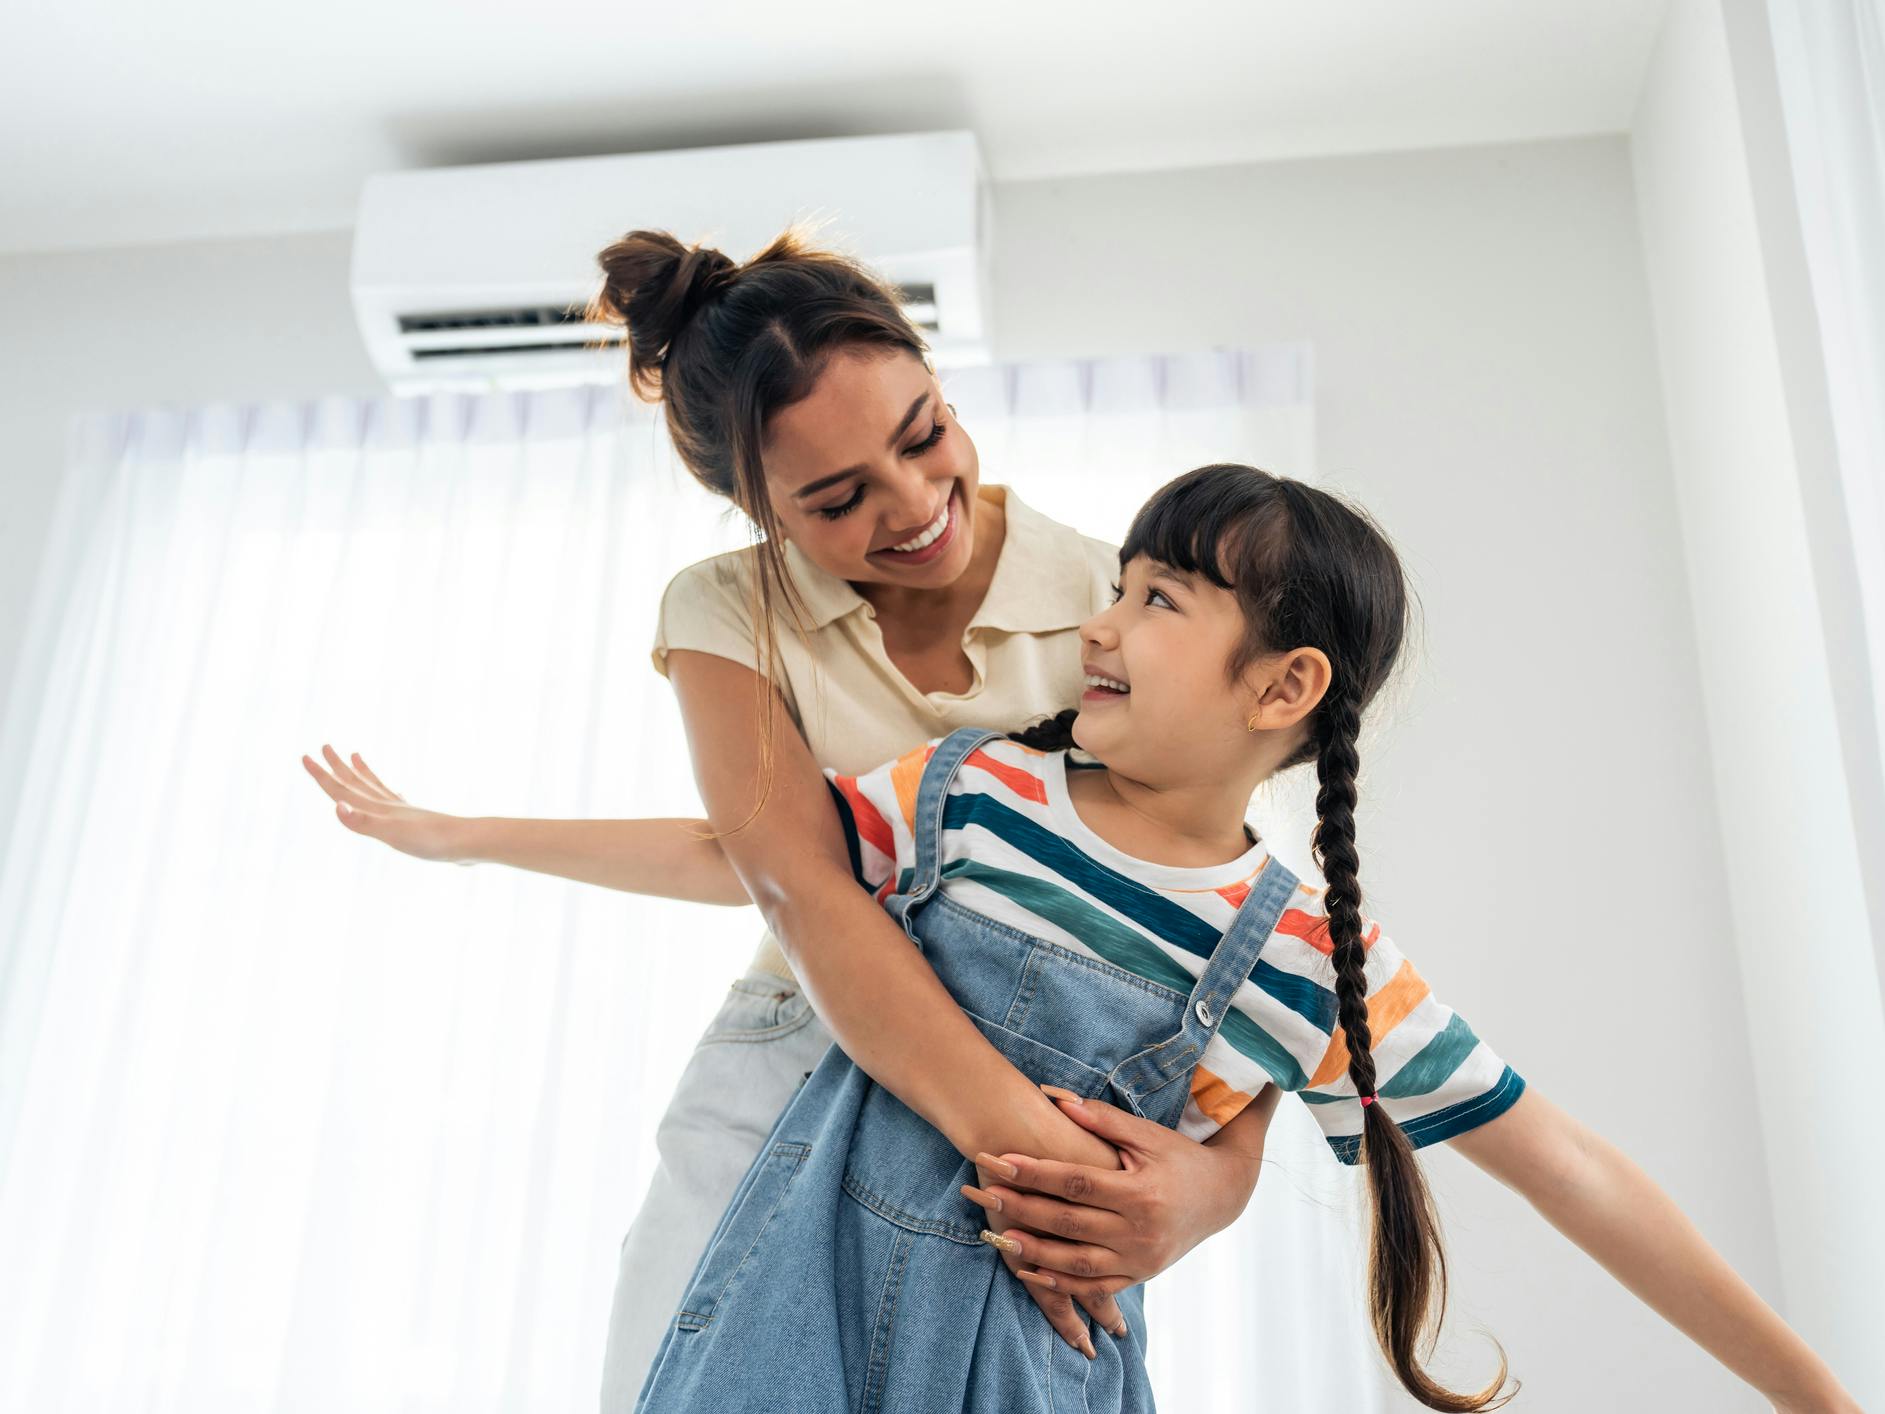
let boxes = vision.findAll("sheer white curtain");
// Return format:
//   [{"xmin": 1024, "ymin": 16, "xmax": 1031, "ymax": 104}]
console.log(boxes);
[
  {"xmin": 1768, "ymin": 0, "xmax": 1885, "ymax": 774},
  {"xmin": 0, "ymin": 345, "xmax": 1373, "ymax": 1411}
]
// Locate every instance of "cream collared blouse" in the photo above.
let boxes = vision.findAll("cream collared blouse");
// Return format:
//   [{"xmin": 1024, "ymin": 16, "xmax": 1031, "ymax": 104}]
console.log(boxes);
[{"xmin": 652, "ymin": 484, "xmax": 1119, "ymax": 981}]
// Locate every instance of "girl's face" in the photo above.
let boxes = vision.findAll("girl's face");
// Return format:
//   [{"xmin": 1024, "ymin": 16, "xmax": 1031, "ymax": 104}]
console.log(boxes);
[
  {"xmin": 760, "ymin": 346, "xmax": 981, "ymax": 589},
  {"xmin": 1071, "ymin": 554, "xmax": 1259, "ymax": 781}
]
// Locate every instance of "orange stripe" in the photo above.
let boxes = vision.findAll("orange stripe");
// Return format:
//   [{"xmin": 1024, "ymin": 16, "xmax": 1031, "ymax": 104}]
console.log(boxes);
[
  {"xmin": 1189, "ymin": 1065, "xmax": 1253, "ymax": 1128},
  {"xmin": 833, "ymin": 775, "xmax": 896, "ymax": 864},
  {"xmin": 1276, "ymin": 908, "xmax": 1380, "ymax": 956},
  {"xmin": 1306, "ymin": 958, "xmax": 1430, "ymax": 1088},
  {"xmin": 965, "ymin": 748, "xmax": 1048, "ymax": 804},
  {"xmin": 889, "ymin": 744, "xmax": 934, "ymax": 832},
  {"xmin": 1217, "ymin": 881, "xmax": 1252, "ymax": 909}
]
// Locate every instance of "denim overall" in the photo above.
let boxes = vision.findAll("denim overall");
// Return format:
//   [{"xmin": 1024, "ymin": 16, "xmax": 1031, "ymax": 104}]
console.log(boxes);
[{"xmin": 635, "ymin": 727, "xmax": 1301, "ymax": 1413}]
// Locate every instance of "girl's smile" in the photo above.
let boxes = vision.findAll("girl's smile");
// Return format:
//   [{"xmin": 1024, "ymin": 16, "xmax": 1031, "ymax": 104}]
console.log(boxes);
[{"xmin": 1081, "ymin": 658, "xmax": 1131, "ymax": 704}]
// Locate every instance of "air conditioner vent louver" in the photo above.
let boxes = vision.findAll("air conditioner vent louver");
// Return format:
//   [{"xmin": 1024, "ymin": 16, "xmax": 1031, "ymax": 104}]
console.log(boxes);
[
  {"xmin": 399, "ymin": 305, "xmax": 587, "ymax": 335},
  {"xmin": 351, "ymin": 132, "xmax": 989, "ymax": 394}
]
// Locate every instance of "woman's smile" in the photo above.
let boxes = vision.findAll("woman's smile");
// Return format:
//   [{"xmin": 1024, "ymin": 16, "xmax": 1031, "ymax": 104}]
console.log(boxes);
[{"xmin": 868, "ymin": 480, "xmax": 961, "ymax": 566}]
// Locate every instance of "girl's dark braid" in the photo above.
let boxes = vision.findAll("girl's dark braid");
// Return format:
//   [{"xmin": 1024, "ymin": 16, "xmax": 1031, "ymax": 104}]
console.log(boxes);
[
  {"xmin": 1006, "ymin": 707, "xmax": 1079, "ymax": 753},
  {"xmin": 1313, "ymin": 682, "xmax": 1376, "ymax": 1100}
]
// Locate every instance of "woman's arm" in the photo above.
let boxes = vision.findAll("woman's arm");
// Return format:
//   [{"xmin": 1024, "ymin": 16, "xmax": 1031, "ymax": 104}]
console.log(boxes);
[
  {"xmin": 302, "ymin": 747, "xmax": 752, "ymax": 905},
  {"xmin": 1450, "ymin": 1087, "xmax": 1861, "ymax": 1412},
  {"xmin": 663, "ymin": 650, "xmax": 1117, "ymax": 1172},
  {"xmin": 961, "ymin": 1084, "xmax": 1276, "ymax": 1304}
]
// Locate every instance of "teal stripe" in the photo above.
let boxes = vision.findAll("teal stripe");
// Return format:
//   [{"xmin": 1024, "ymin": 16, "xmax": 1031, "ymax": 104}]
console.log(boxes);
[
  {"xmin": 826, "ymin": 780, "xmax": 868, "ymax": 892},
  {"xmin": 943, "ymin": 859, "xmax": 1309, "ymax": 1091},
  {"xmin": 945, "ymin": 861, "xmax": 1194, "ymax": 991},
  {"xmin": 1251, "ymin": 959, "xmax": 1338, "ymax": 1032},
  {"xmin": 1379, "ymin": 1011, "xmax": 1480, "ymax": 1101},
  {"xmin": 943, "ymin": 794, "xmax": 1223, "ymax": 955},
  {"xmin": 940, "ymin": 792, "xmax": 1341, "ymax": 1030},
  {"xmin": 1322, "ymin": 1065, "xmax": 1527, "ymax": 1166}
]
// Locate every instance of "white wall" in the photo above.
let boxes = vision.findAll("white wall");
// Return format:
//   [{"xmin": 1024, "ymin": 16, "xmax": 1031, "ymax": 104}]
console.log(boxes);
[
  {"xmin": 0, "ymin": 134, "xmax": 1801, "ymax": 1407},
  {"xmin": 1631, "ymin": 0, "xmax": 1885, "ymax": 1403}
]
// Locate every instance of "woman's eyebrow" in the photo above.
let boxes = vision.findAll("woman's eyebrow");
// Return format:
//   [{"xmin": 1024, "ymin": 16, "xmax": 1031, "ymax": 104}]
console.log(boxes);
[{"xmin": 790, "ymin": 393, "xmax": 932, "ymax": 501}]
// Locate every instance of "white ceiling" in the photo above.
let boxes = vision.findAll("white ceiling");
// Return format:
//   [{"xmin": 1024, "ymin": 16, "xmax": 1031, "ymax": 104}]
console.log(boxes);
[{"xmin": 1, "ymin": 0, "xmax": 1668, "ymax": 256}]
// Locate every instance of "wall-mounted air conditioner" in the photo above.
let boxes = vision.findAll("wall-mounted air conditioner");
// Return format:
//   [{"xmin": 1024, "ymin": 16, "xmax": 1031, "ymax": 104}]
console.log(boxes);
[{"xmin": 350, "ymin": 130, "xmax": 991, "ymax": 395}]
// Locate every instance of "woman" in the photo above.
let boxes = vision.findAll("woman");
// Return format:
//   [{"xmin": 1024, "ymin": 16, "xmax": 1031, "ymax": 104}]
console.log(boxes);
[{"xmin": 304, "ymin": 228, "xmax": 1280, "ymax": 1408}]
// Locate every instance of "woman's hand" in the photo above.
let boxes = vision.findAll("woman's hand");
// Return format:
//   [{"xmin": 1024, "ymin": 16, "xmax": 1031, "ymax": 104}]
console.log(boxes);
[
  {"xmin": 961, "ymin": 1084, "xmax": 1274, "ymax": 1346},
  {"xmin": 300, "ymin": 745, "xmax": 470, "ymax": 863}
]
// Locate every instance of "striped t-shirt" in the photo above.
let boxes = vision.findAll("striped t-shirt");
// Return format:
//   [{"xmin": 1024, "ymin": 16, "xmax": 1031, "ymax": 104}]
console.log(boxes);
[{"xmin": 824, "ymin": 736, "xmax": 1526, "ymax": 1160}]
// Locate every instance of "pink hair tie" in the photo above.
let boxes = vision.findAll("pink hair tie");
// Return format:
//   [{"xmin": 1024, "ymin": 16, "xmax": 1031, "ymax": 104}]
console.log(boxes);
[{"xmin": 1359, "ymin": 1094, "xmax": 1376, "ymax": 1108}]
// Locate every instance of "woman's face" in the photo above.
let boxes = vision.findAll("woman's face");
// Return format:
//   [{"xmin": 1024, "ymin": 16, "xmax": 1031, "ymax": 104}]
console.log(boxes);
[{"xmin": 760, "ymin": 346, "xmax": 981, "ymax": 589}]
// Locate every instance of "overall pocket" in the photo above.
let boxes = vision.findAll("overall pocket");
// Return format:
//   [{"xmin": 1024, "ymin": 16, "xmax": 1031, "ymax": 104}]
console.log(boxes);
[
  {"xmin": 674, "ymin": 1139, "xmax": 812, "ymax": 1331},
  {"xmin": 840, "ymin": 1014, "xmax": 1112, "ymax": 1244}
]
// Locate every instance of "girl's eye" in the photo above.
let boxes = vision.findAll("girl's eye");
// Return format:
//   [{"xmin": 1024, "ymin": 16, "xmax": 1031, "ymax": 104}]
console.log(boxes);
[
  {"xmin": 1106, "ymin": 580, "xmax": 1172, "ymax": 609},
  {"xmin": 816, "ymin": 486, "xmax": 867, "ymax": 521}
]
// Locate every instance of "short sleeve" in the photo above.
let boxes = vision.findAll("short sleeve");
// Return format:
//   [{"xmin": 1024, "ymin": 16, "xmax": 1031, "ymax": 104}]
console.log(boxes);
[
  {"xmin": 821, "ymin": 741, "xmax": 936, "ymax": 901},
  {"xmin": 650, "ymin": 553, "xmax": 762, "ymax": 680},
  {"xmin": 1290, "ymin": 911, "xmax": 1526, "ymax": 1165}
]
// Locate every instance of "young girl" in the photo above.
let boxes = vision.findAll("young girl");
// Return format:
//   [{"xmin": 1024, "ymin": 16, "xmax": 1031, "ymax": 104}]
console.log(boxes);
[{"xmin": 615, "ymin": 463, "xmax": 1855, "ymax": 1411}]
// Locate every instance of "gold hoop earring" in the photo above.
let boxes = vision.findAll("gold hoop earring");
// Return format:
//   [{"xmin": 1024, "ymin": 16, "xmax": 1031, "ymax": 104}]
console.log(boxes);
[{"xmin": 1246, "ymin": 712, "xmax": 1260, "ymax": 732}]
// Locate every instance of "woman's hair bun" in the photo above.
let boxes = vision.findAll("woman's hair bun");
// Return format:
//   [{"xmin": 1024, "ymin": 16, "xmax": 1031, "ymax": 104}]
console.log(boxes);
[{"xmin": 588, "ymin": 230, "xmax": 741, "ymax": 396}]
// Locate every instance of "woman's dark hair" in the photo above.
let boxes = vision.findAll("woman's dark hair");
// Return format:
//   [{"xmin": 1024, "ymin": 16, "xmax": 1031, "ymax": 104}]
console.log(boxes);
[
  {"xmin": 1013, "ymin": 463, "xmax": 1514, "ymax": 1411},
  {"xmin": 585, "ymin": 226, "xmax": 929, "ymax": 833}
]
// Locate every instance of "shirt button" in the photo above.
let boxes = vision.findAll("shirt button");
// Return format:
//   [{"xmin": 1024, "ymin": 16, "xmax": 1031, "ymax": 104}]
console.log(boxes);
[{"xmin": 1195, "ymin": 998, "xmax": 1215, "ymax": 1027}]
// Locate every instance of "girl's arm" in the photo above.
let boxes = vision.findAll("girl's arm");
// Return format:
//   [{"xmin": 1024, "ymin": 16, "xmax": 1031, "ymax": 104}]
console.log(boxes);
[
  {"xmin": 1450, "ymin": 1087, "xmax": 1861, "ymax": 1412},
  {"xmin": 301, "ymin": 747, "xmax": 752, "ymax": 905}
]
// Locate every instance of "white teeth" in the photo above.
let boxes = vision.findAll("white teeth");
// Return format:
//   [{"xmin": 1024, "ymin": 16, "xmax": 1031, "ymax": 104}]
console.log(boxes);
[
  {"xmin": 885, "ymin": 494, "xmax": 951, "ymax": 553},
  {"xmin": 1084, "ymin": 673, "xmax": 1130, "ymax": 693}
]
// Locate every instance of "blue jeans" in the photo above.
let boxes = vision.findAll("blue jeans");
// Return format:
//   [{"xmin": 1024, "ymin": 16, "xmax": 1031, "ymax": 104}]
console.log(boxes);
[
  {"xmin": 635, "ymin": 728, "xmax": 1299, "ymax": 1412},
  {"xmin": 600, "ymin": 971, "xmax": 835, "ymax": 1411}
]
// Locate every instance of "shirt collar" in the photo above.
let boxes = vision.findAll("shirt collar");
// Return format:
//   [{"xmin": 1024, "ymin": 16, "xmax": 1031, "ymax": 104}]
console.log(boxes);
[{"xmin": 779, "ymin": 484, "xmax": 1101, "ymax": 635}]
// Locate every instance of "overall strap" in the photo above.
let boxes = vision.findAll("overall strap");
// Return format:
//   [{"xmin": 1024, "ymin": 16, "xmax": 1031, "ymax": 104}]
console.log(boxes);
[
  {"xmin": 884, "ymin": 728, "xmax": 1008, "ymax": 930},
  {"xmin": 1111, "ymin": 853, "xmax": 1302, "ymax": 1114}
]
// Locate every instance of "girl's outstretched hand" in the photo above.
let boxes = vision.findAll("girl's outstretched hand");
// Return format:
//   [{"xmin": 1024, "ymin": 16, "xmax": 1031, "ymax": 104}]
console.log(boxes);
[
  {"xmin": 962, "ymin": 1084, "xmax": 1271, "ymax": 1348},
  {"xmin": 300, "ymin": 745, "xmax": 469, "ymax": 864}
]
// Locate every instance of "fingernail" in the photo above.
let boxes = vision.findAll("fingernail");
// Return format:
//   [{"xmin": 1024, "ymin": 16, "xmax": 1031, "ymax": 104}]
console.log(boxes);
[
  {"xmin": 1080, "ymin": 1336, "xmax": 1096, "ymax": 1360},
  {"xmin": 975, "ymin": 1152, "xmax": 1019, "ymax": 1180},
  {"xmin": 980, "ymin": 1228, "xmax": 1020, "ymax": 1254},
  {"xmin": 1041, "ymin": 1084, "xmax": 1084, "ymax": 1106},
  {"xmin": 1019, "ymin": 1270, "xmax": 1057, "ymax": 1289},
  {"xmin": 960, "ymin": 1184, "xmax": 1001, "ymax": 1212},
  {"xmin": 1111, "ymin": 1323, "xmax": 1129, "ymax": 1339}
]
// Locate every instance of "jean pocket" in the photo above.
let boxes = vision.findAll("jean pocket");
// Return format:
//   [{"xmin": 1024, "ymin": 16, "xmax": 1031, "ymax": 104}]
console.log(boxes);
[
  {"xmin": 674, "ymin": 1139, "xmax": 812, "ymax": 1331},
  {"xmin": 700, "ymin": 977, "xmax": 813, "ymax": 1046},
  {"xmin": 841, "ymin": 1013, "xmax": 1112, "ymax": 1243}
]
